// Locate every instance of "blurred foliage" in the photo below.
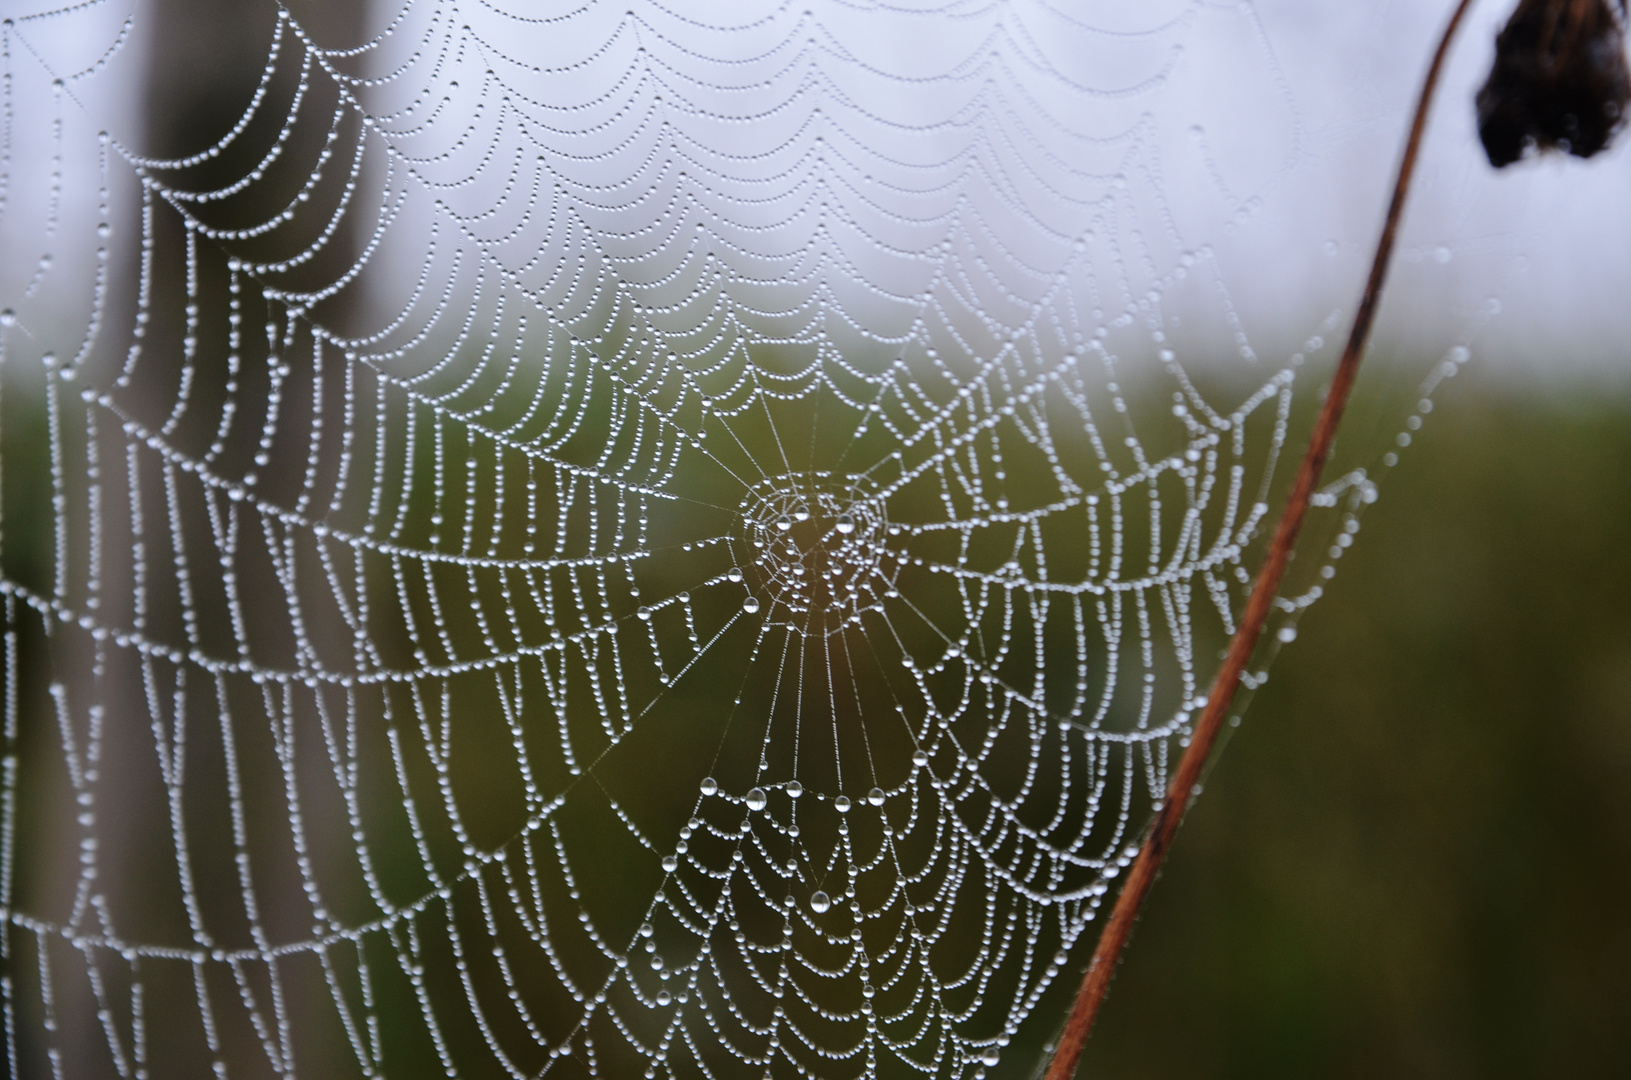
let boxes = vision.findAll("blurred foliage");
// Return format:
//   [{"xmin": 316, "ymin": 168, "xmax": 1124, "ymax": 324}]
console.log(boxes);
[{"xmin": 1075, "ymin": 377, "xmax": 1631, "ymax": 1079}]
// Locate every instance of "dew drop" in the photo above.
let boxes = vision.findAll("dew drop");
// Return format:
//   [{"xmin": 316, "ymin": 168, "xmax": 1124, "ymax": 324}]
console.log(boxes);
[
  {"xmin": 700, "ymin": 777, "xmax": 718, "ymax": 796},
  {"xmin": 786, "ymin": 780, "xmax": 803, "ymax": 798},
  {"xmin": 0, "ymin": 309, "xmax": 14, "ymax": 327},
  {"xmin": 1277, "ymin": 626, "xmax": 1297, "ymax": 643},
  {"xmin": 745, "ymin": 787, "xmax": 767, "ymax": 812},
  {"xmin": 662, "ymin": 855, "xmax": 678, "ymax": 872},
  {"xmin": 912, "ymin": 749, "xmax": 929, "ymax": 767},
  {"xmin": 656, "ymin": 990, "xmax": 672, "ymax": 1006},
  {"xmin": 727, "ymin": 567, "xmax": 743, "ymax": 582},
  {"xmin": 835, "ymin": 514, "xmax": 855, "ymax": 534},
  {"xmin": 637, "ymin": 606, "xmax": 651, "ymax": 621},
  {"xmin": 775, "ymin": 516, "xmax": 792, "ymax": 531},
  {"xmin": 810, "ymin": 891, "xmax": 831, "ymax": 914},
  {"xmin": 743, "ymin": 597, "xmax": 760, "ymax": 614},
  {"xmin": 867, "ymin": 787, "xmax": 885, "ymax": 807},
  {"xmin": 834, "ymin": 796, "xmax": 851, "ymax": 813}
]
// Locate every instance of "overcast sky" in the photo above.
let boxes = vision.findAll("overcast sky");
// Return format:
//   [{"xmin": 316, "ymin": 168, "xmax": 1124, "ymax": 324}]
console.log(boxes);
[
  {"xmin": 6, "ymin": 0, "xmax": 1630, "ymax": 385},
  {"xmin": 1218, "ymin": 0, "xmax": 1631, "ymax": 380}
]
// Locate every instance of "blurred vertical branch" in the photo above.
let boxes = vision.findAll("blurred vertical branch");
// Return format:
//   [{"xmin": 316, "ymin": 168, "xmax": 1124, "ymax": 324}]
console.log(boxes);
[{"xmin": 54, "ymin": 3, "xmax": 375, "ymax": 1073}]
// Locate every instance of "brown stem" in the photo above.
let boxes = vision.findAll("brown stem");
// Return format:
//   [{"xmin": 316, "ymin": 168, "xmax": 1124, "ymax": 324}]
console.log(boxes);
[{"xmin": 1041, "ymin": 1, "xmax": 1478, "ymax": 1076}]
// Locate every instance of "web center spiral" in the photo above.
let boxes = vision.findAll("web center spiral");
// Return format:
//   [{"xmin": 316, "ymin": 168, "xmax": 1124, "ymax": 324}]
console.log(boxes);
[{"xmin": 734, "ymin": 472, "xmax": 899, "ymax": 632}]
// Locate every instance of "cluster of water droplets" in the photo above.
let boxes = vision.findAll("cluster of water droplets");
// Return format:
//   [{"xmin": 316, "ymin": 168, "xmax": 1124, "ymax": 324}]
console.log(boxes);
[
  {"xmin": 0, "ymin": 1, "xmax": 1491, "ymax": 1078},
  {"xmin": 732, "ymin": 472, "xmax": 898, "ymax": 632}
]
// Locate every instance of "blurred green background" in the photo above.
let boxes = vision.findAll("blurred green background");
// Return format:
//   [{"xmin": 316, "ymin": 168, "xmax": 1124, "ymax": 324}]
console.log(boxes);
[
  {"xmin": 1076, "ymin": 376, "xmax": 1631, "ymax": 1079},
  {"xmin": 13, "ymin": 2, "xmax": 1631, "ymax": 1074}
]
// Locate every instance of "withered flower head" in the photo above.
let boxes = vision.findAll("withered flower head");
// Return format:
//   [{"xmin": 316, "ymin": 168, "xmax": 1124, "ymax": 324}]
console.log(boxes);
[{"xmin": 1477, "ymin": 0, "xmax": 1631, "ymax": 166}]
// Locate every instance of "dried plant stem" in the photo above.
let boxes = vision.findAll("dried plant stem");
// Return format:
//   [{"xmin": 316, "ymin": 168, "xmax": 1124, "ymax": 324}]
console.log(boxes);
[{"xmin": 1041, "ymin": 2, "xmax": 1478, "ymax": 1076}]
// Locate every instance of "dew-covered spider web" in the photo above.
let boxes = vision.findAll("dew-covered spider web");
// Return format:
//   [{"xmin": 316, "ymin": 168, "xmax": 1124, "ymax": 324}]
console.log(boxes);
[{"xmin": 0, "ymin": 1, "xmax": 1501, "ymax": 1077}]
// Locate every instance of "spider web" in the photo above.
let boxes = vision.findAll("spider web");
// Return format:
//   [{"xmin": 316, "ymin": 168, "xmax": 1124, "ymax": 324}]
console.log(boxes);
[{"xmin": 0, "ymin": 1, "xmax": 1487, "ymax": 1078}]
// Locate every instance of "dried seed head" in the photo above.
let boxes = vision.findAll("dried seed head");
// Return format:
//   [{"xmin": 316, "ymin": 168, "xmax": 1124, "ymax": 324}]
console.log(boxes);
[{"xmin": 1477, "ymin": 0, "xmax": 1631, "ymax": 166}]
